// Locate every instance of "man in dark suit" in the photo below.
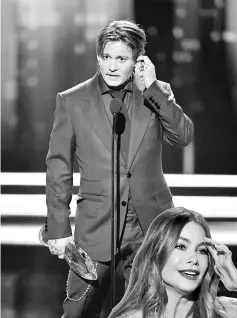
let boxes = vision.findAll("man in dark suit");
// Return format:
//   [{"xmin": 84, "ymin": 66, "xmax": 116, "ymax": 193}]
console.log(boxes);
[{"xmin": 45, "ymin": 20, "xmax": 194, "ymax": 317}]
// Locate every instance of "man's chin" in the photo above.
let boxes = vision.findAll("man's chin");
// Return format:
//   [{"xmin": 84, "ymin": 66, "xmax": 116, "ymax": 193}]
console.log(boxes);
[{"xmin": 105, "ymin": 79, "xmax": 122, "ymax": 87}]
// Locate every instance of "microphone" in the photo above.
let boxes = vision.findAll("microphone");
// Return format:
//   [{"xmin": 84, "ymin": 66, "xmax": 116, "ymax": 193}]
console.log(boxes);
[{"xmin": 110, "ymin": 98, "xmax": 122, "ymax": 114}]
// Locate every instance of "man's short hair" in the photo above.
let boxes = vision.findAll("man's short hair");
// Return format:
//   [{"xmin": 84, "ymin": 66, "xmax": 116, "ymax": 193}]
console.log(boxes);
[{"xmin": 96, "ymin": 20, "xmax": 146, "ymax": 61}]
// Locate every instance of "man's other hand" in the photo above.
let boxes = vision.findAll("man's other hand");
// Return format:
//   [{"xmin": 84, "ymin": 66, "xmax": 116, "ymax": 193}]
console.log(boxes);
[
  {"xmin": 48, "ymin": 236, "xmax": 73, "ymax": 259},
  {"xmin": 134, "ymin": 55, "xmax": 157, "ymax": 89}
]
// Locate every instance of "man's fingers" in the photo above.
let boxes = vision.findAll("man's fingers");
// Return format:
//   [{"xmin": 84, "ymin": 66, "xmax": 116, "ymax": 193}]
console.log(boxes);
[
  {"xmin": 49, "ymin": 245, "xmax": 64, "ymax": 257},
  {"xmin": 49, "ymin": 246, "xmax": 57, "ymax": 255},
  {"xmin": 50, "ymin": 250, "xmax": 58, "ymax": 255},
  {"xmin": 136, "ymin": 55, "xmax": 145, "ymax": 62},
  {"xmin": 137, "ymin": 55, "xmax": 153, "ymax": 66}
]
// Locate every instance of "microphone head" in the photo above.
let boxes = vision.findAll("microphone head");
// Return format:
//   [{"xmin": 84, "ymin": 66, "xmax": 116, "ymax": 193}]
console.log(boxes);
[{"xmin": 110, "ymin": 98, "xmax": 122, "ymax": 114}]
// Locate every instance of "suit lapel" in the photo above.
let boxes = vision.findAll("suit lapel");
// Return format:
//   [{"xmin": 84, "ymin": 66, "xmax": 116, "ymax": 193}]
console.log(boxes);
[
  {"xmin": 79, "ymin": 73, "xmax": 112, "ymax": 153},
  {"xmin": 128, "ymin": 84, "xmax": 152, "ymax": 170},
  {"xmin": 78, "ymin": 73, "xmax": 127, "ymax": 168}
]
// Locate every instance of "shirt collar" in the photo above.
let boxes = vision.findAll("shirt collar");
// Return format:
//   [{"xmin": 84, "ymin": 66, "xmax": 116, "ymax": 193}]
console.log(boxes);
[{"xmin": 98, "ymin": 72, "xmax": 133, "ymax": 95}]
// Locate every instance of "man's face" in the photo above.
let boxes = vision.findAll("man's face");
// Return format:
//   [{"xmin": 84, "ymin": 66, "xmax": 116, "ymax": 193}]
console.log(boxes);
[{"xmin": 97, "ymin": 41, "xmax": 135, "ymax": 87}]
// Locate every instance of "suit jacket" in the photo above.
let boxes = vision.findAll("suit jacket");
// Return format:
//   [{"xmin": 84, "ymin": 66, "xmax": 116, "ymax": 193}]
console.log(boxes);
[{"xmin": 46, "ymin": 72, "xmax": 194, "ymax": 261}]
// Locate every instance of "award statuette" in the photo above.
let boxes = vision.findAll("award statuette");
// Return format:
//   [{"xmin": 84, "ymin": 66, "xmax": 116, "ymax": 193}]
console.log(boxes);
[{"xmin": 38, "ymin": 226, "xmax": 97, "ymax": 281}]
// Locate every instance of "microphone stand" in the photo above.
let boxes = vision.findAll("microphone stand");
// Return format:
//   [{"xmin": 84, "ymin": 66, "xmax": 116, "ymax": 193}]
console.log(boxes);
[
  {"xmin": 110, "ymin": 111, "xmax": 117, "ymax": 310},
  {"xmin": 110, "ymin": 98, "xmax": 123, "ymax": 311}
]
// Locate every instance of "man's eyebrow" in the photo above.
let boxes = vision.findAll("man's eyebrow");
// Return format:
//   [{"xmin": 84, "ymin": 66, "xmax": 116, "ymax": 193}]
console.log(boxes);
[
  {"xmin": 103, "ymin": 53, "xmax": 130, "ymax": 58},
  {"xmin": 114, "ymin": 55, "xmax": 129, "ymax": 59},
  {"xmin": 179, "ymin": 237, "xmax": 206, "ymax": 248}
]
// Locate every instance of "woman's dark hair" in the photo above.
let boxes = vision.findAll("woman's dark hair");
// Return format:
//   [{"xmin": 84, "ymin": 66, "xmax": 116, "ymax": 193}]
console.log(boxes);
[
  {"xmin": 109, "ymin": 207, "xmax": 227, "ymax": 318},
  {"xmin": 96, "ymin": 20, "xmax": 146, "ymax": 61}
]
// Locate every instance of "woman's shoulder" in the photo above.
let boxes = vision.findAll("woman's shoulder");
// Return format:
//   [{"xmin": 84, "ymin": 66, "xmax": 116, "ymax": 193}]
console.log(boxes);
[
  {"xmin": 216, "ymin": 296, "xmax": 237, "ymax": 317},
  {"xmin": 115, "ymin": 309, "xmax": 158, "ymax": 318},
  {"xmin": 115, "ymin": 309, "xmax": 143, "ymax": 318}
]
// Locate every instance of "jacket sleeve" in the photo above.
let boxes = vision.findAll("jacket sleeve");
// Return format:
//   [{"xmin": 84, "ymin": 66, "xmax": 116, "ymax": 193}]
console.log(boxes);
[
  {"xmin": 143, "ymin": 80, "xmax": 194, "ymax": 147},
  {"xmin": 45, "ymin": 93, "xmax": 75, "ymax": 239}
]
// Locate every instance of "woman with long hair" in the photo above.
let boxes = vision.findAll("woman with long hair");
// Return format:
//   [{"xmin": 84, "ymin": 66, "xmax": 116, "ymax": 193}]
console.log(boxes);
[{"xmin": 108, "ymin": 207, "xmax": 237, "ymax": 318}]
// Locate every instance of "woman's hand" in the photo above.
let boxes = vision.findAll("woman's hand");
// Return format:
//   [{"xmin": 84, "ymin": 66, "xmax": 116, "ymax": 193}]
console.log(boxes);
[{"xmin": 205, "ymin": 237, "xmax": 237, "ymax": 291}]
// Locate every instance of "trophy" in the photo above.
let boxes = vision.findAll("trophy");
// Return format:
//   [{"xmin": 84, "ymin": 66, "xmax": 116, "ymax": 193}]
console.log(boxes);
[{"xmin": 39, "ymin": 226, "xmax": 97, "ymax": 281}]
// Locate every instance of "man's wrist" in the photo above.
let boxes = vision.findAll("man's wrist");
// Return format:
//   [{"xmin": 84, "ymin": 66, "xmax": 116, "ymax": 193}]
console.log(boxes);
[{"xmin": 145, "ymin": 78, "xmax": 156, "ymax": 89}]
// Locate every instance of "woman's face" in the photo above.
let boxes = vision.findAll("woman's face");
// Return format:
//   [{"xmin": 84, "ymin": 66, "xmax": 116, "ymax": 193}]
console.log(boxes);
[{"xmin": 161, "ymin": 221, "xmax": 209, "ymax": 296}]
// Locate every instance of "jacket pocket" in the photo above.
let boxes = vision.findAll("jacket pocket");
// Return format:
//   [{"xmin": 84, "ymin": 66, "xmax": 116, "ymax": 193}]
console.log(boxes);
[
  {"xmin": 153, "ymin": 185, "xmax": 172, "ymax": 207},
  {"xmin": 78, "ymin": 179, "xmax": 103, "ymax": 201}
]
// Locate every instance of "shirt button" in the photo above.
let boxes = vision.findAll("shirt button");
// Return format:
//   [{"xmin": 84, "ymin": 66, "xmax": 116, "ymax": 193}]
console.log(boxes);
[
  {"xmin": 127, "ymin": 172, "xmax": 132, "ymax": 178},
  {"xmin": 121, "ymin": 201, "xmax": 127, "ymax": 206}
]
